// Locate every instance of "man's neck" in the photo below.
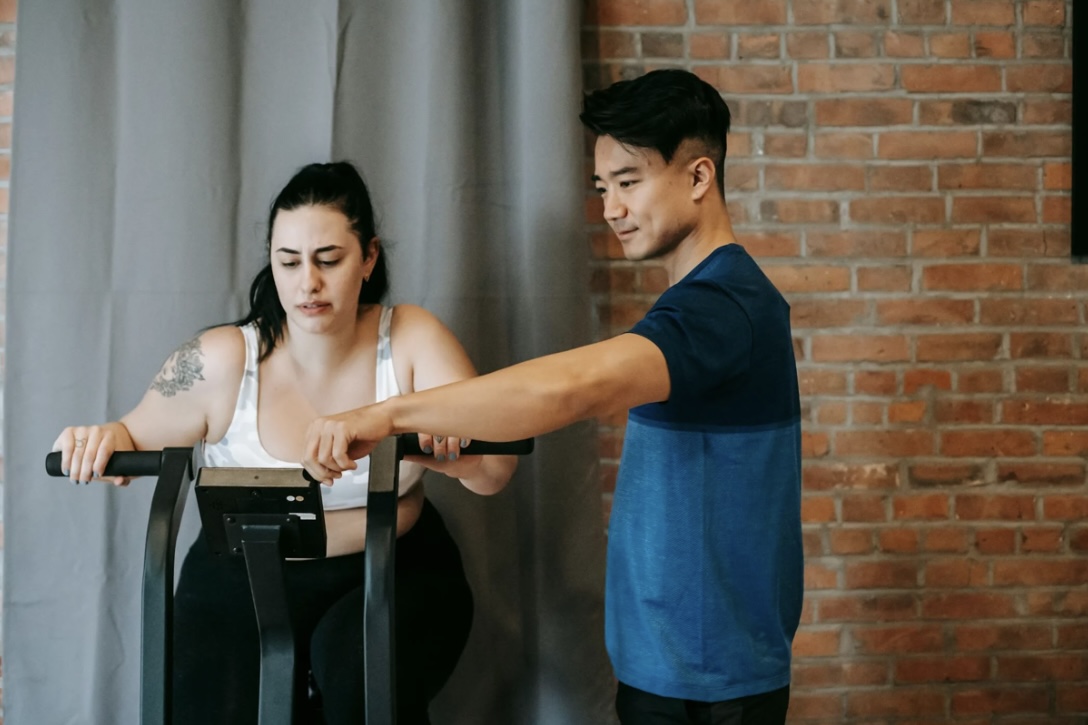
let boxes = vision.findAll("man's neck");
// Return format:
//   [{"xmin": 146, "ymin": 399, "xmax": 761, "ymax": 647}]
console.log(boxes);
[{"xmin": 661, "ymin": 210, "xmax": 738, "ymax": 286}]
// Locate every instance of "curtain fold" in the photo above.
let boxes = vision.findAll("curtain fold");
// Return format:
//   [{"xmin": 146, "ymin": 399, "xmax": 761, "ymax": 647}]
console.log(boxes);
[{"xmin": 4, "ymin": 1, "xmax": 612, "ymax": 722}]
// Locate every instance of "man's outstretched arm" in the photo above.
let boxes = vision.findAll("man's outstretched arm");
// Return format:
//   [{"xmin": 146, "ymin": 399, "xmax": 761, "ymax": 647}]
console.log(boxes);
[{"xmin": 302, "ymin": 333, "xmax": 670, "ymax": 482}]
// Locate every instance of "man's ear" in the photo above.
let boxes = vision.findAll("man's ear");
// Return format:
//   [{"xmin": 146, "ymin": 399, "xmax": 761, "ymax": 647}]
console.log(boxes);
[{"xmin": 689, "ymin": 157, "xmax": 717, "ymax": 201}]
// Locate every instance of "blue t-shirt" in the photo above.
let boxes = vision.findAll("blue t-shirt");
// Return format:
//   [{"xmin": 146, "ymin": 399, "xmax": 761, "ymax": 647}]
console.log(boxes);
[{"xmin": 606, "ymin": 243, "xmax": 803, "ymax": 702}]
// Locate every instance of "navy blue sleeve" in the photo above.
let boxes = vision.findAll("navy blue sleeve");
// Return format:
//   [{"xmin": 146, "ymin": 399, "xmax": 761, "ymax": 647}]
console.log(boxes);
[{"xmin": 629, "ymin": 279, "xmax": 753, "ymax": 401}]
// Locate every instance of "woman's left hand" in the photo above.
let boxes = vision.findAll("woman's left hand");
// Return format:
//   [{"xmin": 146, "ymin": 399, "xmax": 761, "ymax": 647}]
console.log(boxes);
[{"xmin": 405, "ymin": 433, "xmax": 483, "ymax": 479}]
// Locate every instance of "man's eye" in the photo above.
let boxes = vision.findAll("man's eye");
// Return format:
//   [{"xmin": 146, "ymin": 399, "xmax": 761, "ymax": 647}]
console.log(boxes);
[
  {"xmin": 595, "ymin": 187, "xmax": 606, "ymax": 196},
  {"xmin": 619, "ymin": 180, "xmax": 636, "ymax": 188}
]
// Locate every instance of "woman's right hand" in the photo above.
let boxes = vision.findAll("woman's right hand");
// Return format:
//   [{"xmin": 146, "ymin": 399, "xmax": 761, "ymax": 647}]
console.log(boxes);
[{"xmin": 52, "ymin": 422, "xmax": 136, "ymax": 486}]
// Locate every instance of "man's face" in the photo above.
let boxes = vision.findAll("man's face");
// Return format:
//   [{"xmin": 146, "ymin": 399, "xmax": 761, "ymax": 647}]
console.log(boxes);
[{"xmin": 593, "ymin": 135, "xmax": 696, "ymax": 262}]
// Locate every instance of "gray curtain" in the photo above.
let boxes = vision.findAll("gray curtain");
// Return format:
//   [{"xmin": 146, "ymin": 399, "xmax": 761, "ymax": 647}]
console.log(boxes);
[{"xmin": 3, "ymin": 1, "xmax": 613, "ymax": 723}]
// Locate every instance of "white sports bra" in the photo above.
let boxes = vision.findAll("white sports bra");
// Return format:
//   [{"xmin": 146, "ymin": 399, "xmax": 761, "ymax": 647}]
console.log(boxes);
[{"xmin": 201, "ymin": 307, "xmax": 424, "ymax": 510}]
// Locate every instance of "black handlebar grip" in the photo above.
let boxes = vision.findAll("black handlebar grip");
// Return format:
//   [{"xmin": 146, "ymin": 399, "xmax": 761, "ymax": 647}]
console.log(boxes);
[
  {"xmin": 45, "ymin": 450, "xmax": 165, "ymax": 478},
  {"xmin": 397, "ymin": 434, "xmax": 534, "ymax": 457}
]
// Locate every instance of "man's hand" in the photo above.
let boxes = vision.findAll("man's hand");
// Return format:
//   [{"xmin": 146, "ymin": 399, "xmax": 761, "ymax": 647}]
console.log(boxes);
[{"xmin": 302, "ymin": 406, "xmax": 394, "ymax": 484}]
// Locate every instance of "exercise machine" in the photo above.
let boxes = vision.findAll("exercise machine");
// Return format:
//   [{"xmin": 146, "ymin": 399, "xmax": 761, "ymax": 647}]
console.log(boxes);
[{"xmin": 46, "ymin": 434, "xmax": 533, "ymax": 725}]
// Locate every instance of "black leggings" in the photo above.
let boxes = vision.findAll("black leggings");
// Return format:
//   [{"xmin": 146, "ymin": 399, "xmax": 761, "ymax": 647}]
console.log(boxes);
[{"xmin": 172, "ymin": 499, "xmax": 473, "ymax": 725}]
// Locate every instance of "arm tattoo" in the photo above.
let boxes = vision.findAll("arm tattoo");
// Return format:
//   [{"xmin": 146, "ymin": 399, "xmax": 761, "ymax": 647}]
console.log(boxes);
[{"xmin": 150, "ymin": 337, "xmax": 207, "ymax": 398}]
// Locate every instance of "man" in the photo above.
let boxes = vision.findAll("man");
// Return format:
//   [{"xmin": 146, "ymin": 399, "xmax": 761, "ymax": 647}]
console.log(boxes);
[{"xmin": 303, "ymin": 69, "xmax": 802, "ymax": 724}]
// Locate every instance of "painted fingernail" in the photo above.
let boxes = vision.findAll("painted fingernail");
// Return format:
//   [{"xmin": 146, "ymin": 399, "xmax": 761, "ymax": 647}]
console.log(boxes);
[
  {"xmin": 63, "ymin": 469, "xmax": 70, "ymax": 476},
  {"xmin": 434, "ymin": 435, "xmax": 444, "ymax": 444},
  {"xmin": 436, "ymin": 454, "xmax": 445, "ymax": 462},
  {"xmin": 423, "ymin": 446, "xmax": 433, "ymax": 454},
  {"xmin": 448, "ymin": 452, "xmax": 458, "ymax": 461},
  {"xmin": 460, "ymin": 438, "xmax": 469, "ymax": 447}
]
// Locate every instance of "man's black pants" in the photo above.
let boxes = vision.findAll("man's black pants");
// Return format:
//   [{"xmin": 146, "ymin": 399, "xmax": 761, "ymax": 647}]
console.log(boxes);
[{"xmin": 616, "ymin": 682, "xmax": 790, "ymax": 725}]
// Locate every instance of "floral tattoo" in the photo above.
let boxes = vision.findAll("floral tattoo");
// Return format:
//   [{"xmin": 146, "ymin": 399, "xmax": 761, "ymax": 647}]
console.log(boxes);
[{"xmin": 150, "ymin": 337, "xmax": 206, "ymax": 397}]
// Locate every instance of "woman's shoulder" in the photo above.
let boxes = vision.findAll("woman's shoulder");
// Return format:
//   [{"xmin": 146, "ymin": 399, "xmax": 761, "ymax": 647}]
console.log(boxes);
[{"xmin": 185, "ymin": 324, "xmax": 247, "ymax": 390}]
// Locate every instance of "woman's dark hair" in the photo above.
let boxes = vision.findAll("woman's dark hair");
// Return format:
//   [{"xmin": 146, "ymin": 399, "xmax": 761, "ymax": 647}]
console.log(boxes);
[
  {"xmin": 234, "ymin": 161, "xmax": 389, "ymax": 360},
  {"xmin": 580, "ymin": 69, "xmax": 732, "ymax": 195}
]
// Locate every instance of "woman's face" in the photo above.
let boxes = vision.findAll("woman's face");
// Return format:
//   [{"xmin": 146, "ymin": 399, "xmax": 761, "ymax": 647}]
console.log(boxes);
[{"xmin": 269, "ymin": 204, "xmax": 378, "ymax": 335}]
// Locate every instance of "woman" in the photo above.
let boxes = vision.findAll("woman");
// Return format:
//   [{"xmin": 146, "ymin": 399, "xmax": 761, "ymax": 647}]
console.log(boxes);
[{"xmin": 52, "ymin": 161, "xmax": 516, "ymax": 724}]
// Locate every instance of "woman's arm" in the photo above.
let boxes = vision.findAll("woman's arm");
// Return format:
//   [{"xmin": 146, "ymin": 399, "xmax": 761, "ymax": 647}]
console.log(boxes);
[
  {"xmin": 53, "ymin": 325, "xmax": 245, "ymax": 484},
  {"xmin": 391, "ymin": 305, "xmax": 517, "ymax": 495}
]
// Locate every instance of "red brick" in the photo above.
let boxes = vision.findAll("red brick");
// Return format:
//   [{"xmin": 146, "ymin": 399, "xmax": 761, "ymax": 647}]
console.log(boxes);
[
  {"xmin": 834, "ymin": 31, "xmax": 878, "ymax": 58},
  {"xmin": 1002, "ymin": 400, "xmax": 1088, "ymax": 426},
  {"xmin": 897, "ymin": 0, "xmax": 945, "ymax": 24},
  {"xmin": 805, "ymin": 562, "xmax": 839, "ymax": 589},
  {"xmin": 956, "ymin": 494, "xmax": 1036, "ymax": 520},
  {"xmin": 851, "ymin": 401, "xmax": 885, "ymax": 425},
  {"xmin": 894, "ymin": 493, "xmax": 951, "ymax": 520},
  {"xmin": 855, "ymin": 369, "xmax": 898, "ymax": 395},
  {"xmin": 0, "ymin": 0, "xmax": 15, "ymax": 23},
  {"xmin": 997, "ymin": 654, "xmax": 1088, "ymax": 681},
  {"xmin": 870, "ymin": 165, "xmax": 933, "ymax": 192},
  {"xmin": 1017, "ymin": 367, "xmax": 1072, "ymax": 393},
  {"xmin": 973, "ymin": 31, "xmax": 1016, "ymax": 58},
  {"xmin": 792, "ymin": 660, "xmax": 888, "ymax": 687},
  {"xmin": 983, "ymin": 130, "xmax": 1071, "ymax": 157},
  {"xmin": 815, "ymin": 401, "xmax": 848, "ymax": 425},
  {"xmin": 765, "ymin": 164, "xmax": 865, "ymax": 191},
  {"xmin": 798, "ymin": 369, "xmax": 849, "ymax": 395},
  {"xmin": 990, "ymin": 228, "xmax": 1070, "ymax": 257},
  {"xmin": 812, "ymin": 335, "xmax": 910, "ymax": 363},
  {"xmin": 764, "ymin": 264, "xmax": 849, "ymax": 292},
  {"xmin": 996, "ymin": 557, "xmax": 1088, "ymax": 587},
  {"xmin": 903, "ymin": 369, "xmax": 952, "ymax": 394},
  {"xmin": 1010, "ymin": 332, "xmax": 1073, "ymax": 359},
  {"xmin": 845, "ymin": 561, "xmax": 919, "ymax": 589},
  {"xmin": 951, "ymin": 688, "xmax": 1050, "ymax": 715},
  {"xmin": 690, "ymin": 32, "xmax": 729, "ymax": 59},
  {"xmin": 902, "ymin": 64, "xmax": 1003, "ymax": 92},
  {"xmin": 1043, "ymin": 195, "xmax": 1071, "ymax": 224},
  {"xmin": 954, "ymin": 623, "xmax": 1051, "ymax": 651},
  {"xmin": 693, "ymin": 0, "xmax": 786, "ymax": 24},
  {"xmin": 934, "ymin": 400, "xmax": 994, "ymax": 425},
  {"xmin": 798, "ymin": 63, "xmax": 896, "ymax": 93},
  {"xmin": 761, "ymin": 198, "xmax": 839, "ymax": 223},
  {"xmin": 808, "ymin": 464, "xmax": 900, "ymax": 493},
  {"xmin": 586, "ymin": 0, "xmax": 688, "ymax": 25},
  {"xmin": 975, "ymin": 528, "xmax": 1016, "ymax": 554},
  {"xmin": 793, "ymin": 0, "xmax": 892, "ymax": 24},
  {"xmin": 583, "ymin": 30, "xmax": 637, "ymax": 58},
  {"xmin": 807, "ymin": 230, "xmax": 906, "ymax": 257},
  {"xmin": 1023, "ymin": 0, "xmax": 1066, "ymax": 26},
  {"xmin": 1023, "ymin": 31, "xmax": 1067, "ymax": 59},
  {"xmin": 922, "ymin": 592, "xmax": 1017, "ymax": 619},
  {"xmin": 790, "ymin": 299, "xmax": 868, "ymax": 327},
  {"xmin": 1007, "ymin": 64, "xmax": 1072, "ymax": 93},
  {"xmin": 998, "ymin": 462, "xmax": 1086, "ymax": 487},
  {"xmin": 879, "ymin": 131, "xmax": 977, "ymax": 159},
  {"xmin": 1026, "ymin": 589, "xmax": 1088, "ymax": 615},
  {"xmin": 786, "ymin": 692, "xmax": 843, "ymax": 719},
  {"xmin": 763, "ymin": 132, "xmax": 808, "ymax": 157},
  {"xmin": 1042, "ymin": 431, "xmax": 1088, "ymax": 457},
  {"xmin": 786, "ymin": 31, "xmax": 830, "ymax": 59},
  {"xmin": 1026, "ymin": 264, "xmax": 1088, "ymax": 292},
  {"xmin": 738, "ymin": 232, "xmax": 799, "ymax": 257},
  {"xmin": 846, "ymin": 689, "xmax": 945, "ymax": 717},
  {"xmin": 923, "ymin": 264, "xmax": 1021, "ymax": 291},
  {"xmin": 889, "ymin": 400, "xmax": 926, "ymax": 423},
  {"xmin": 857, "ymin": 265, "xmax": 911, "ymax": 291},
  {"xmin": 852, "ymin": 624, "xmax": 944, "ymax": 654},
  {"xmin": 917, "ymin": 333, "xmax": 1003, "ymax": 362},
  {"xmin": 803, "ymin": 497, "xmax": 836, "ymax": 523},
  {"xmin": 876, "ymin": 299, "xmax": 974, "ymax": 325},
  {"xmin": 949, "ymin": 0, "xmax": 1016, "ymax": 25},
  {"xmin": 918, "ymin": 99, "xmax": 1017, "ymax": 125},
  {"xmin": 1044, "ymin": 162, "xmax": 1072, "ymax": 191},
  {"xmin": 803, "ymin": 431, "xmax": 831, "ymax": 457},
  {"xmin": 896, "ymin": 655, "xmax": 989, "ymax": 683},
  {"xmin": 836, "ymin": 430, "xmax": 934, "ymax": 458},
  {"xmin": 940, "ymin": 430, "xmax": 1036, "ymax": 457},
  {"xmin": 909, "ymin": 462, "xmax": 983, "ymax": 487},
  {"xmin": 979, "ymin": 299, "xmax": 1079, "ymax": 326},
  {"xmin": 814, "ymin": 131, "xmax": 875, "ymax": 158},
  {"xmin": 851, "ymin": 196, "xmax": 944, "ymax": 224},
  {"xmin": 641, "ymin": 32, "xmax": 685, "ymax": 58},
  {"xmin": 923, "ymin": 528, "xmax": 971, "ymax": 553},
  {"xmin": 912, "ymin": 229, "xmax": 979, "ymax": 256},
  {"xmin": 883, "ymin": 30, "xmax": 926, "ymax": 56},
  {"xmin": 735, "ymin": 33, "xmax": 780, "ymax": 60},
  {"xmin": 792, "ymin": 628, "xmax": 841, "ymax": 656},
  {"xmin": 841, "ymin": 496, "xmax": 889, "ymax": 522},
  {"xmin": 938, "ymin": 163, "xmax": 1038, "ymax": 190},
  {"xmin": 818, "ymin": 593, "xmax": 917, "ymax": 622},
  {"xmin": 952, "ymin": 197, "xmax": 1037, "ymax": 224},
  {"xmin": 878, "ymin": 528, "xmax": 919, "ymax": 552},
  {"xmin": 828, "ymin": 528, "xmax": 874, "ymax": 553},
  {"xmin": 1020, "ymin": 526, "xmax": 1063, "ymax": 553},
  {"xmin": 697, "ymin": 65, "xmax": 793, "ymax": 94}
]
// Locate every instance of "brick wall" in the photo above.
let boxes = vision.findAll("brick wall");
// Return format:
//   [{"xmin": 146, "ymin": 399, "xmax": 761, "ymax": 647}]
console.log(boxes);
[{"xmin": 583, "ymin": 0, "xmax": 1086, "ymax": 721}]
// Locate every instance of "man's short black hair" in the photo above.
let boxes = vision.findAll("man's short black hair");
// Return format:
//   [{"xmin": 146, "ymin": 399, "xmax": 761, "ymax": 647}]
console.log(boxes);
[{"xmin": 580, "ymin": 69, "xmax": 732, "ymax": 195}]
